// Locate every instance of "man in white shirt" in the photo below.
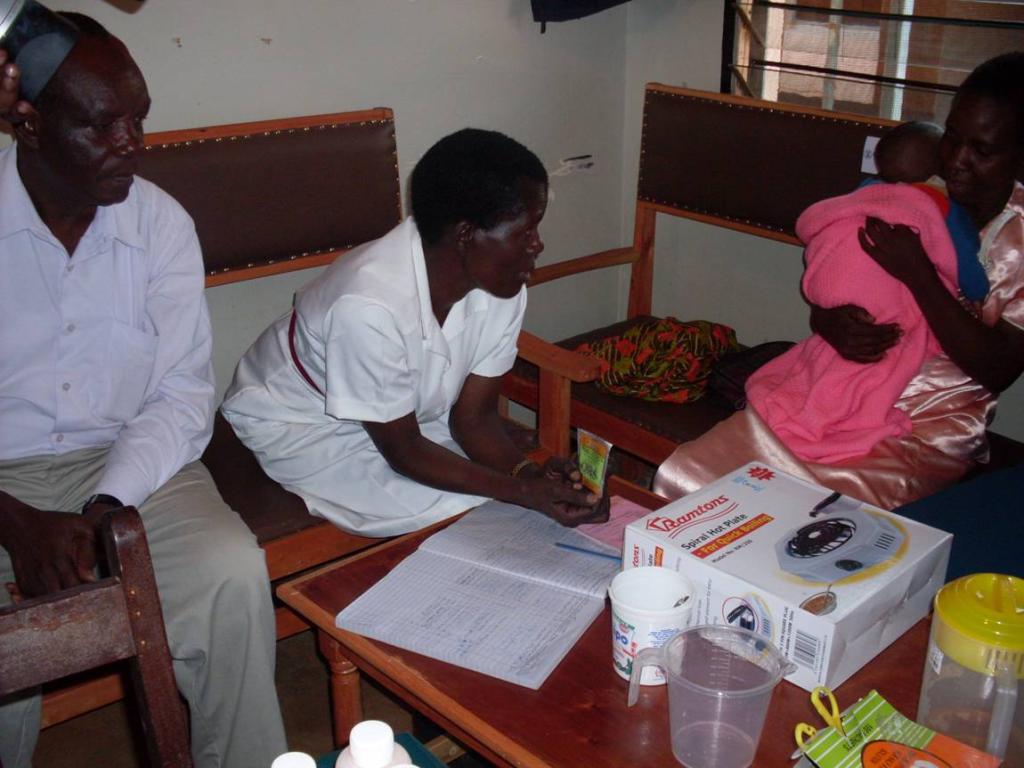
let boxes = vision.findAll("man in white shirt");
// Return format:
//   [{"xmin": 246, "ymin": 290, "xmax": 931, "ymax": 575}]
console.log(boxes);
[{"xmin": 0, "ymin": 15, "xmax": 286, "ymax": 768}]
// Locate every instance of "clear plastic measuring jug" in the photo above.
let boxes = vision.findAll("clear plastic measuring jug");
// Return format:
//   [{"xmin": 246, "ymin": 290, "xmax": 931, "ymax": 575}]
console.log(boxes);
[{"xmin": 628, "ymin": 624, "xmax": 795, "ymax": 768}]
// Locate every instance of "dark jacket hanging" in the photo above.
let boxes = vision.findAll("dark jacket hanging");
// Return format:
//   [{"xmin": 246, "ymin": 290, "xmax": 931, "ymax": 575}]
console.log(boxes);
[{"xmin": 531, "ymin": 0, "xmax": 631, "ymax": 31}]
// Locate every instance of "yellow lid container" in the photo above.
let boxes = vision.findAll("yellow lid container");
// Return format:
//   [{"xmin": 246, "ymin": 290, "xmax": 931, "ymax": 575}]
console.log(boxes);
[{"xmin": 932, "ymin": 573, "xmax": 1024, "ymax": 679}]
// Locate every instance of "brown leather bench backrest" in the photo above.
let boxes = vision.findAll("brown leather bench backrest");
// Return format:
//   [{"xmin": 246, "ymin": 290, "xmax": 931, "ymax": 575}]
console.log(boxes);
[
  {"xmin": 140, "ymin": 108, "xmax": 401, "ymax": 286},
  {"xmin": 638, "ymin": 85, "xmax": 896, "ymax": 245}
]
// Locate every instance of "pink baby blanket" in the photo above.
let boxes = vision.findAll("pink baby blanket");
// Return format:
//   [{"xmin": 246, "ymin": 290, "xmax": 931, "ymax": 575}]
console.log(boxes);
[{"xmin": 745, "ymin": 183, "xmax": 959, "ymax": 463}]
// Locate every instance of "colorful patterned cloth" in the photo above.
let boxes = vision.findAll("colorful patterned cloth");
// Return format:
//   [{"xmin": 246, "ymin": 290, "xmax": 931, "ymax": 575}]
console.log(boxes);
[{"xmin": 575, "ymin": 318, "xmax": 739, "ymax": 402}]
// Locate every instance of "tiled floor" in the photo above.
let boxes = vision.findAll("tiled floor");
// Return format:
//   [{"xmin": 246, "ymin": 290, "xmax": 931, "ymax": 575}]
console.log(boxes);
[{"xmin": 34, "ymin": 631, "xmax": 418, "ymax": 767}]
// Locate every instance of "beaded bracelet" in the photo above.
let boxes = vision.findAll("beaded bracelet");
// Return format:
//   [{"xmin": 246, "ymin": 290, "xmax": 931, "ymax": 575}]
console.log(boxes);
[{"xmin": 510, "ymin": 458, "xmax": 535, "ymax": 478}]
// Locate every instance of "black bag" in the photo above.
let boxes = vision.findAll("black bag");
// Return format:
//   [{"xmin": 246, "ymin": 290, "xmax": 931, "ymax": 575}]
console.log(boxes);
[
  {"xmin": 531, "ymin": 0, "xmax": 630, "ymax": 25},
  {"xmin": 707, "ymin": 341, "xmax": 795, "ymax": 411}
]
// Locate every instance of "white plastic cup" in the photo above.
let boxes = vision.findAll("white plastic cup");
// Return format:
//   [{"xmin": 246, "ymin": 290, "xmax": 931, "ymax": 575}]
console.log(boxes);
[{"xmin": 608, "ymin": 565, "xmax": 694, "ymax": 684}]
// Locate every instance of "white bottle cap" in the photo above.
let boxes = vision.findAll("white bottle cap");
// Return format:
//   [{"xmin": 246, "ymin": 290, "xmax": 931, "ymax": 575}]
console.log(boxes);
[
  {"xmin": 349, "ymin": 720, "xmax": 396, "ymax": 768},
  {"xmin": 271, "ymin": 753, "xmax": 317, "ymax": 768}
]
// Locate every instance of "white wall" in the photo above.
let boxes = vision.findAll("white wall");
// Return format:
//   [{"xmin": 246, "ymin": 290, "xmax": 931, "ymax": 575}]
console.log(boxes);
[
  {"xmin": 12, "ymin": 0, "xmax": 1022, "ymax": 440},
  {"xmin": 623, "ymin": 3, "xmax": 809, "ymax": 343},
  {"xmin": 42, "ymin": 0, "xmax": 629, "ymax": 400}
]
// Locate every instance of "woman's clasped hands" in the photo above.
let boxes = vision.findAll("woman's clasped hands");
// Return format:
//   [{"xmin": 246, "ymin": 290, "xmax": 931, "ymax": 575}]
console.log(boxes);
[{"xmin": 517, "ymin": 456, "xmax": 610, "ymax": 528}]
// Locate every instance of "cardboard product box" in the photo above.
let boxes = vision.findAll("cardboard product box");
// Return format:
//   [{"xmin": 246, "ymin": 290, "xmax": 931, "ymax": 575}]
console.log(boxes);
[{"xmin": 623, "ymin": 463, "xmax": 951, "ymax": 691}]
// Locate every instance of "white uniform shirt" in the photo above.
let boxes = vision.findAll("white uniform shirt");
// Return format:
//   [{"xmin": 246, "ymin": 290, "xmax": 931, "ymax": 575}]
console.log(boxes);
[
  {"xmin": 223, "ymin": 217, "xmax": 526, "ymax": 535},
  {"xmin": 0, "ymin": 144, "xmax": 215, "ymax": 508}
]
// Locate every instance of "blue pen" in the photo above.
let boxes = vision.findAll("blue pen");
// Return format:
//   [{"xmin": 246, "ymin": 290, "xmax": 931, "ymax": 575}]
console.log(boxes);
[{"xmin": 554, "ymin": 541, "xmax": 622, "ymax": 563}]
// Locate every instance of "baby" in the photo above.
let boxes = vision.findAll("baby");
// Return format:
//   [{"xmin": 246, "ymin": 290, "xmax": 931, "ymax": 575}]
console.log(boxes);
[
  {"xmin": 742, "ymin": 122, "xmax": 972, "ymax": 464},
  {"xmin": 873, "ymin": 120, "xmax": 942, "ymax": 183},
  {"xmin": 867, "ymin": 121, "xmax": 987, "ymax": 302}
]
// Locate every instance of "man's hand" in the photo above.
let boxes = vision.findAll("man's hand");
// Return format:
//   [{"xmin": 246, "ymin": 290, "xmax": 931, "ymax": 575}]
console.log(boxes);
[
  {"xmin": 810, "ymin": 303, "xmax": 901, "ymax": 363},
  {"xmin": 0, "ymin": 495, "xmax": 101, "ymax": 599},
  {"xmin": 0, "ymin": 52, "xmax": 31, "ymax": 124}
]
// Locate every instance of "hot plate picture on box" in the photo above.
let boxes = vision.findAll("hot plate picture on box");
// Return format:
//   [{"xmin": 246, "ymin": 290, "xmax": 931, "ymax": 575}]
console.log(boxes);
[
  {"xmin": 727, "ymin": 602, "xmax": 755, "ymax": 631},
  {"xmin": 723, "ymin": 594, "xmax": 774, "ymax": 640},
  {"xmin": 775, "ymin": 494, "xmax": 904, "ymax": 583}
]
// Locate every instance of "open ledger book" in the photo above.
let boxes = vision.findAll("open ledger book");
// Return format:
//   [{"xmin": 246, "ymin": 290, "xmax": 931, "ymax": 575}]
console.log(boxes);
[{"xmin": 335, "ymin": 500, "xmax": 621, "ymax": 689}]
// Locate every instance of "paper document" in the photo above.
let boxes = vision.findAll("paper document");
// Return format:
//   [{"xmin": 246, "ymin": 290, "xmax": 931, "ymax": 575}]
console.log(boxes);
[
  {"xmin": 420, "ymin": 501, "xmax": 618, "ymax": 596},
  {"xmin": 336, "ymin": 500, "xmax": 621, "ymax": 689},
  {"xmin": 577, "ymin": 495, "xmax": 652, "ymax": 551}
]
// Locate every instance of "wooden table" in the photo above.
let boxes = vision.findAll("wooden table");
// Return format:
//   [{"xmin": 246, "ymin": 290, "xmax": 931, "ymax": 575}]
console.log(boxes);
[{"xmin": 277, "ymin": 480, "xmax": 930, "ymax": 767}]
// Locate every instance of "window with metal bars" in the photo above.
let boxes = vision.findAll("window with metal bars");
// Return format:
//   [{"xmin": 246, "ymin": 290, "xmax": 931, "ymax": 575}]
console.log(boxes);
[{"xmin": 722, "ymin": 1, "xmax": 1024, "ymax": 122}]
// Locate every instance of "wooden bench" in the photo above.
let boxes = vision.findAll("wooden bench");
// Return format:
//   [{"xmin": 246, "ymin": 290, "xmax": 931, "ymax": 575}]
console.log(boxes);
[
  {"xmin": 40, "ymin": 108, "xmax": 589, "ymax": 729},
  {"xmin": 503, "ymin": 83, "xmax": 1024, "ymax": 473}
]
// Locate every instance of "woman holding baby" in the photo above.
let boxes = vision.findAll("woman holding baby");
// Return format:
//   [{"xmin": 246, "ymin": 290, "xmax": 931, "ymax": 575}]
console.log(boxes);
[{"xmin": 655, "ymin": 51, "xmax": 1024, "ymax": 510}]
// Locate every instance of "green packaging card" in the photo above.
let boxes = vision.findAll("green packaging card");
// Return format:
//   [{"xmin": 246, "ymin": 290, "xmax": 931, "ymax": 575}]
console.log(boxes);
[
  {"xmin": 798, "ymin": 690, "xmax": 1000, "ymax": 768},
  {"xmin": 577, "ymin": 429, "xmax": 611, "ymax": 495}
]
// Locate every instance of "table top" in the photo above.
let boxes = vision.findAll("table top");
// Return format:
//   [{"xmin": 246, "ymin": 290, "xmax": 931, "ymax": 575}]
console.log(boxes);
[{"xmin": 278, "ymin": 485, "xmax": 929, "ymax": 768}]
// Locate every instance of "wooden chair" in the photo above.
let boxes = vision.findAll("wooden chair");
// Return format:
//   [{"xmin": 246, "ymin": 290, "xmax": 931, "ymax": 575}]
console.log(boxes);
[{"xmin": 0, "ymin": 507, "xmax": 192, "ymax": 768}]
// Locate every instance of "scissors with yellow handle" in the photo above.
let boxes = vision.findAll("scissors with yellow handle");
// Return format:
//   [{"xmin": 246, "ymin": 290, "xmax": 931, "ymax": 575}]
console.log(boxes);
[
  {"xmin": 810, "ymin": 686, "xmax": 845, "ymax": 734},
  {"xmin": 793, "ymin": 721, "xmax": 819, "ymax": 751},
  {"xmin": 792, "ymin": 686, "xmax": 846, "ymax": 756}
]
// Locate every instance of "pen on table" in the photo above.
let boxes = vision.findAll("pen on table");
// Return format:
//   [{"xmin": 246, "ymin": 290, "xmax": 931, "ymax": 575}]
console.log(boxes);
[{"xmin": 554, "ymin": 541, "xmax": 622, "ymax": 563}]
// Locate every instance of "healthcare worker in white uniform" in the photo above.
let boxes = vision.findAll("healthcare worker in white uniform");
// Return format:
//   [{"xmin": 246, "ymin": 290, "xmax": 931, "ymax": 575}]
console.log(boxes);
[{"xmin": 222, "ymin": 128, "xmax": 607, "ymax": 536}]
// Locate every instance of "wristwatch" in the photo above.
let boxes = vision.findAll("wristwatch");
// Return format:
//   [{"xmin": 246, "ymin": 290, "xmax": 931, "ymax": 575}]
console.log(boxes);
[{"xmin": 82, "ymin": 493, "xmax": 123, "ymax": 514}]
